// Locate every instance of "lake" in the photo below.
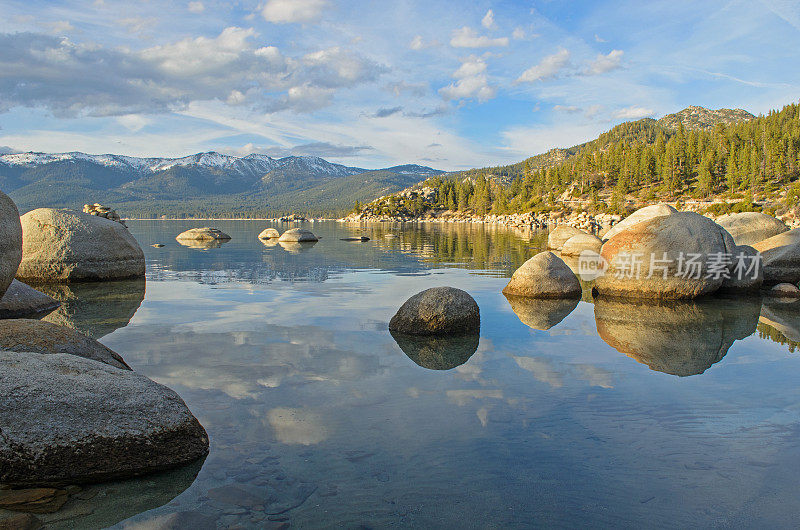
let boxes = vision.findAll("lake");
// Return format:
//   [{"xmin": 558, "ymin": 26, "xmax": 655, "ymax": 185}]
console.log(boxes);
[{"xmin": 26, "ymin": 220, "xmax": 800, "ymax": 528}]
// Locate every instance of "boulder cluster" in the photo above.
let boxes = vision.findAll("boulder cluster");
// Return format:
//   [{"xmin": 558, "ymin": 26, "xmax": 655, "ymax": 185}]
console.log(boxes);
[
  {"xmin": 0, "ymin": 194, "xmax": 208, "ymax": 499},
  {"xmin": 83, "ymin": 203, "xmax": 124, "ymax": 225},
  {"xmin": 499, "ymin": 204, "xmax": 797, "ymax": 302}
]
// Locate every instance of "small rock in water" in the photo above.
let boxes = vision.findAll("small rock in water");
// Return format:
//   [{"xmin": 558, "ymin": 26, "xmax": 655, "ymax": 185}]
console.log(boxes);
[
  {"xmin": 769, "ymin": 283, "xmax": 800, "ymax": 298},
  {"xmin": 340, "ymin": 236, "xmax": 370, "ymax": 241},
  {"xmin": 389, "ymin": 287, "xmax": 480, "ymax": 335},
  {"xmin": 152, "ymin": 243, "xmax": 165, "ymax": 247}
]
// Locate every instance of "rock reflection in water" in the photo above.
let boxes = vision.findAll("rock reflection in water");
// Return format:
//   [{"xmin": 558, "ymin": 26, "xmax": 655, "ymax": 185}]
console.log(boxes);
[
  {"xmin": 391, "ymin": 330, "xmax": 479, "ymax": 370},
  {"xmin": 37, "ymin": 278, "xmax": 146, "ymax": 339},
  {"xmin": 758, "ymin": 298, "xmax": 800, "ymax": 350},
  {"xmin": 177, "ymin": 239, "xmax": 228, "ymax": 250},
  {"xmin": 594, "ymin": 297, "xmax": 761, "ymax": 376},
  {"xmin": 504, "ymin": 294, "xmax": 579, "ymax": 331},
  {"xmin": 279, "ymin": 241, "xmax": 317, "ymax": 253},
  {"xmin": 0, "ymin": 458, "xmax": 203, "ymax": 530}
]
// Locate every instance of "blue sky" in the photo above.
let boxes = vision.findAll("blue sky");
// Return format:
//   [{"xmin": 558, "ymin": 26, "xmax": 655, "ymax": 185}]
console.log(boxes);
[{"xmin": 0, "ymin": 0, "xmax": 798, "ymax": 170}]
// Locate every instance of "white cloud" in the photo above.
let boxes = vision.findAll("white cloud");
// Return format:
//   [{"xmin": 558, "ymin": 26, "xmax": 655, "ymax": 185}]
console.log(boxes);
[
  {"xmin": 261, "ymin": 0, "xmax": 328, "ymax": 24},
  {"xmin": 613, "ymin": 105, "xmax": 654, "ymax": 120},
  {"xmin": 117, "ymin": 17, "xmax": 156, "ymax": 36},
  {"xmin": 410, "ymin": 35, "xmax": 439, "ymax": 50},
  {"xmin": 516, "ymin": 48, "xmax": 570, "ymax": 83},
  {"xmin": 512, "ymin": 27, "xmax": 526, "ymax": 40},
  {"xmin": 481, "ymin": 9, "xmax": 497, "ymax": 30},
  {"xmin": 116, "ymin": 114, "xmax": 152, "ymax": 132},
  {"xmin": 594, "ymin": 34, "xmax": 607, "ymax": 43},
  {"xmin": 45, "ymin": 20, "xmax": 75, "ymax": 34},
  {"xmin": 187, "ymin": 1, "xmax": 205, "ymax": 13},
  {"xmin": 553, "ymin": 104, "xmax": 581, "ymax": 113},
  {"xmin": 584, "ymin": 104, "xmax": 604, "ymax": 119},
  {"xmin": 439, "ymin": 55, "xmax": 496, "ymax": 102},
  {"xmin": 586, "ymin": 49, "xmax": 624, "ymax": 75},
  {"xmin": 450, "ymin": 26, "xmax": 509, "ymax": 48}
]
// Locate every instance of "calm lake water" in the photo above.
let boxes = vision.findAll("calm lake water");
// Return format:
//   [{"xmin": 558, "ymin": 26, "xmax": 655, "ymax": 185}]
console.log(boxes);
[{"xmin": 25, "ymin": 220, "xmax": 800, "ymax": 528}]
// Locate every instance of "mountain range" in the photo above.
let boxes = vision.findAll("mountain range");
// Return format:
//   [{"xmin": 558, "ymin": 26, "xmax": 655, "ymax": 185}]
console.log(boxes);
[{"xmin": 0, "ymin": 151, "xmax": 444, "ymax": 217}]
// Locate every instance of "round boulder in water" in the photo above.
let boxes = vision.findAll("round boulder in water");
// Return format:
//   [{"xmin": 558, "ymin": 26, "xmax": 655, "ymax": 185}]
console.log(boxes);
[
  {"xmin": 175, "ymin": 227, "xmax": 231, "ymax": 241},
  {"xmin": 389, "ymin": 287, "xmax": 480, "ymax": 335},
  {"xmin": 547, "ymin": 225, "xmax": 585, "ymax": 251},
  {"xmin": 0, "ymin": 351, "xmax": 209, "ymax": 487},
  {"xmin": 258, "ymin": 228, "xmax": 280, "ymax": 239},
  {"xmin": 278, "ymin": 228, "xmax": 319, "ymax": 242},
  {"xmin": 503, "ymin": 251, "xmax": 581, "ymax": 299},
  {"xmin": 560, "ymin": 233, "xmax": 602, "ymax": 257},
  {"xmin": 0, "ymin": 191, "xmax": 23, "ymax": 298},
  {"xmin": 17, "ymin": 209, "xmax": 144, "ymax": 283},
  {"xmin": 716, "ymin": 212, "xmax": 788, "ymax": 246}
]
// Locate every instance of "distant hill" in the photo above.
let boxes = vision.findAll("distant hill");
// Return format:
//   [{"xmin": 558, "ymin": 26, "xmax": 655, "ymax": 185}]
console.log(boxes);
[
  {"xmin": 0, "ymin": 151, "xmax": 444, "ymax": 217},
  {"xmin": 657, "ymin": 106, "xmax": 755, "ymax": 131}
]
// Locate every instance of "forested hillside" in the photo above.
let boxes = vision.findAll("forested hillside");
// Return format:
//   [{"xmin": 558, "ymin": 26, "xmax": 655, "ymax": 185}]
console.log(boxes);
[{"xmin": 354, "ymin": 103, "xmax": 800, "ymax": 219}]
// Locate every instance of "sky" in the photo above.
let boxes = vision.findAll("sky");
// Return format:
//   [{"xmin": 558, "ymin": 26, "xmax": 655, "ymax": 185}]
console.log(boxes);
[{"xmin": 0, "ymin": 0, "xmax": 798, "ymax": 170}]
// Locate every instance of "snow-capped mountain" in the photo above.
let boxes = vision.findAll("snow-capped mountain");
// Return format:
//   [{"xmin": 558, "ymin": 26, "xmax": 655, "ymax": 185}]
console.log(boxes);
[{"xmin": 0, "ymin": 150, "xmax": 444, "ymax": 216}]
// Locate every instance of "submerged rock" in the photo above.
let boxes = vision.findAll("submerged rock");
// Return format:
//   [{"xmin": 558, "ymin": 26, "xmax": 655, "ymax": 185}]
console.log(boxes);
[
  {"xmin": 753, "ymin": 228, "xmax": 800, "ymax": 285},
  {"xmin": 389, "ymin": 287, "xmax": 480, "ymax": 335},
  {"xmin": 0, "ymin": 319, "xmax": 130, "ymax": 369},
  {"xmin": 0, "ymin": 351, "xmax": 209, "ymax": 487},
  {"xmin": 594, "ymin": 212, "xmax": 732, "ymax": 300},
  {"xmin": 594, "ymin": 297, "xmax": 760, "ymax": 376},
  {"xmin": 279, "ymin": 241, "xmax": 317, "ymax": 253},
  {"xmin": 175, "ymin": 227, "xmax": 231, "ymax": 241},
  {"xmin": 278, "ymin": 228, "xmax": 319, "ymax": 242},
  {"xmin": 502, "ymin": 251, "xmax": 581, "ymax": 299},
  {"xmin": 340, "ymin": 236, "xmax": 370, "ymax": 241},
  {"xmin": 391, "ymin": 330, "xmax": 479, "ymax": 370},
  {"xmin": 560, "ymin": 232, "xmax": 602, "ymax": 257},
  {"xmin": 0, "ymin": 191, "xmax": 22, "ymax": 300},
  {"xmin": 716, "ymin": 212, "xmax": 788, "ymax": 246},
  {"xmin": 0, "ymin": 280, "xmax": 60, "ymax": 319},
  {"xmin": 602, "ymin": 203, "xmax": 677, "ymax": 241},
  {"xmin": 503, "ymin": 294, "xmax": 579, "ymax": 330},
  {"xmin": 547, "ymin": 225, "xmax": 585, "ymax": 251},
  {"xmin": 258, "ymin": 227, "xmax": 280, "ymax": 239},
  {"xmin": 17, "ymin": 209, "xmax": 145, "ymax": 283}
]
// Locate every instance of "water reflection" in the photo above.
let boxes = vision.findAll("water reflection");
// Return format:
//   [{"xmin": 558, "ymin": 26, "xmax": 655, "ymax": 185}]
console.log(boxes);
[
  {"xmin": 758, "ymin": 298, "xmax": 800, "ymax": 351},
  {"xmin": 177, "ymin": 239, "xmax": 228, "ymax": 250},
  {"xmin": 503, "ymin": 294, "xmax": 579, "ymax": 330},
  {"xmin": 279, "ymin": 241, "xmax": 317, "ymax": 254},
  {"xmin": 391, "ymin": 330, "xmax": 479, "ymax": 370},
  {"xmin": 594, "ymin": 297, "xmax": 761, "ymax": 376},
  {"xmin": 36, "ymin": 279, "xmax": 146, "ymax": 339},
  {"xmin": 0, "ymin": 458, "xmax": 203, "ymax": 529}
]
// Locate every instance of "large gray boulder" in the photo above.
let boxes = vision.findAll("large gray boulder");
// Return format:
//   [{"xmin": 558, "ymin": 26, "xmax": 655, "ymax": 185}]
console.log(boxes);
[
  {"xmin": 594, "ymin": 212, "xmax": 732, "ymax": 300},
  {"xmin": 17, "ymin": 209, "xmax": 145, "ymax": 283},
  {"xmin": 278, "ymin": 228, "xmax": 318, "ymax": 242},
  {"xmin": 0, "ymin": 319, "xmax": 130, "ymax": 370},
  {"xmin": 716, "ymin": 212, "xmax": 788, "ymax": 246},
  {"xmin": 560, "ymin": 233, "xmax": 602, "ymax": 257},
  {"xmin": 0, "ymin": 280, "xmax": 60, "ymax": 318},
  {"xmin": 0, "ymin": 351, "xmax": 209, "ymax": 487},
  {"xmin": 0, "ymin": 191, "xmax": 22, "ymax": 299},
  {"xmin": 258, "ymin": 227, "xmax": 280, "ymax": 239},
  {"xmin": 389, "ymin": 287, "xmax": 480, "ymax": 335},
  {"xmin": 175, "ymin": 227, "xmax": 231, "ymax": 241},
  {"xmin": 719, "ymin": 245, "xmax": 763, "ymax": 293},
  {"xmin": 602, "ymin": 203, "xmax": 677, "ymax": 241},
  {"xmin": 547, "ymin": 225, "xmax": 585, "ymax": 251},
  {"xmin": 502, "ymin": 251, "xmax": 581, "ymax": 298},
  {"xmin": 753, "ymin": 227, "xmax": 800, "ymax": 285}
]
